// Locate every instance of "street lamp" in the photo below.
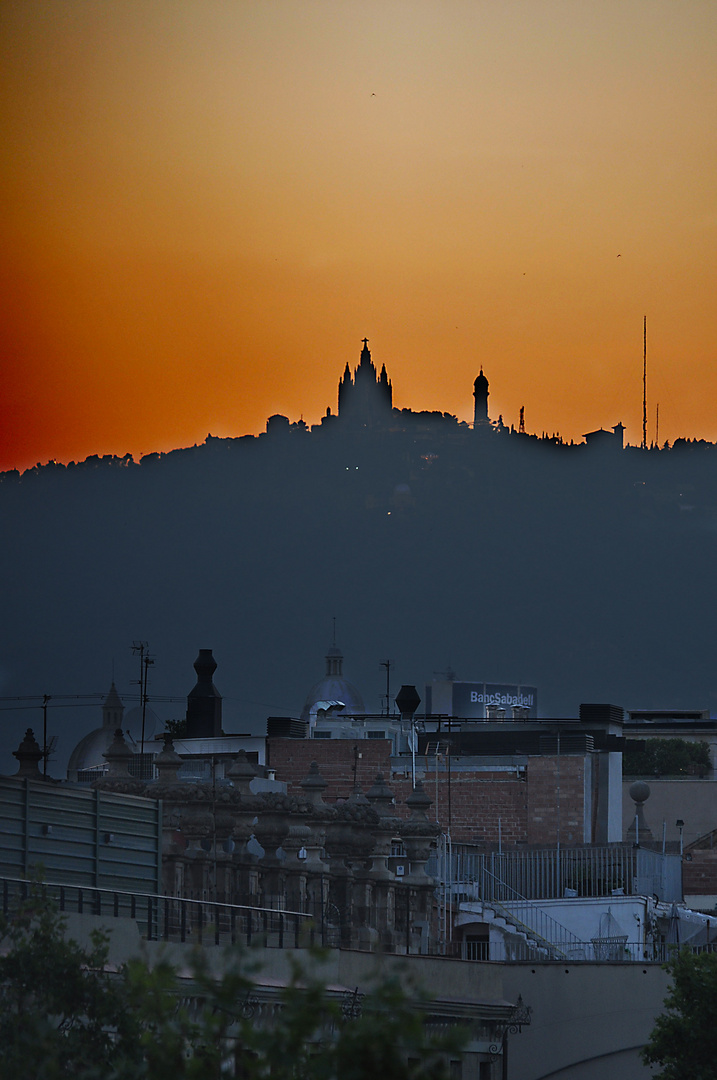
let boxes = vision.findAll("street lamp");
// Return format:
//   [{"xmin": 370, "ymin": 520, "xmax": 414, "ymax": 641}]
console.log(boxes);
[
  {"xmin": 395, "ymin": 685, "xmax": 421, "ymax": 788},
  {"xmin": 676, "ymin": 819, "xmax": 685, "ymax": 856}
]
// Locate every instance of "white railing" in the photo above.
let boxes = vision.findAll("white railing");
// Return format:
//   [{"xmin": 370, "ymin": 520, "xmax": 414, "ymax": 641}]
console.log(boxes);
[{"xmin": 429, "ymin": 843, "xmax": 682, "ymax": 903}]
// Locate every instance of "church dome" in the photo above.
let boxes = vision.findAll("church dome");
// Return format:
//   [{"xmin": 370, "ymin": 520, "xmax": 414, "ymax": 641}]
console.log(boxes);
[
  {"xmin": 300, "ymin": 643, "xmax": 365, "ymax": 722},
  {"xmin": 66, "ymin": 685, "xmax": 160, "ymax": 780},
  {"xmin": 67, "ymin": 682, "xmax": 125, "ymax": 781}
]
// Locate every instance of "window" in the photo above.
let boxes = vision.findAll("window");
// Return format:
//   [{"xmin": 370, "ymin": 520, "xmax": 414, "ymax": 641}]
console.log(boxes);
[
  {"xmin": 312, "ymin": 730, "xmax": 331, "ymax": 739},
  {"xmin": 366, "ymin": 730, "xmax": 386, "ymax": 739}
]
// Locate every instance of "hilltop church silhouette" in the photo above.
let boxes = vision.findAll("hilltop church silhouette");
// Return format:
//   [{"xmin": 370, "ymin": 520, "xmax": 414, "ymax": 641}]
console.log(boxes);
[{"xmin": 334, "ymin": 337, "xmax": 490, "ymax": 431}]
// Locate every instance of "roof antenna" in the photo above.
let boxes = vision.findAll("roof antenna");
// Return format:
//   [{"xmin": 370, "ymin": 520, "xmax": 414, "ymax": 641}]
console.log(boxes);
[
  {"xmin": 332, "ymin": 615, "xmax": 337, "ymax": 647},
  {"xmin": 380, "ymin": 659, "xmax": 392, "ymax": 716},
  {"xmin": 642, "ymin": 316, "xmax": 647, "ymax": 450}
]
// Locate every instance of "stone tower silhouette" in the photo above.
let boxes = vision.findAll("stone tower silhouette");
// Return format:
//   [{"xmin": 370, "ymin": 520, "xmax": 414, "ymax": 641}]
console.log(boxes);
[
  {"xmin": 473, "ymin": 368, "xmax": 489, "ymax": 426},
  {"xmin": 338, "ymin": 339, "xmax": 393, "ymax": 428}
]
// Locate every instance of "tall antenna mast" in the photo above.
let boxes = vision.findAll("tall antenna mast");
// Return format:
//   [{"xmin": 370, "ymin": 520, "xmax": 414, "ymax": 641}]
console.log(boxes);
[
  {"xmin": 131, "ymin": 640, "xmax": 154, "ymax": 753},
  {"xmin": 642, "ymin": 316, "xmax": 647, "ymax": 450},
  {"xmin": 656, "ymin": 402, "xmax": 659, "ymax": 448},
  {"xmin": 380, "ymin": 659, "xmax": 392, "ymax": 716}
]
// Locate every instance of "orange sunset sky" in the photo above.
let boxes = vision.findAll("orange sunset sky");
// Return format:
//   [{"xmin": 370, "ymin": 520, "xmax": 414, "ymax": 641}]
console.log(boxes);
[{"xmin": 1, "ymin": 1, "xmax": 716, "ymax": 473}]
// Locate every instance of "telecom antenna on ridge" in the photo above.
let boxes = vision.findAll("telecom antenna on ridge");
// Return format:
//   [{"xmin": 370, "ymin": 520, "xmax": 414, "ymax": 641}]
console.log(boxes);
[{"xmin": 642, "ymin": 316, "xmax": 647, "ymax": 450}]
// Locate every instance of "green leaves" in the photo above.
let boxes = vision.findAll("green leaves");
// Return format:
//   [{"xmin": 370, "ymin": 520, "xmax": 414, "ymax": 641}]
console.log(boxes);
[
  {"xmin": 0, "ymin": 893, "xmax": 138, "ymax": 1079},
  {"xmin": 0, "ymin": 891, "xmax": 465, "ymax": 1080},
  {"xmin": 642, "ymin": 949, "xmax": 717, "ymax": 1080}
]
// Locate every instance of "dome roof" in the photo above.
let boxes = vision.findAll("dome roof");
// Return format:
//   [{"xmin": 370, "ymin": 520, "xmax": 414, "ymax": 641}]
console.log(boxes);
[
  {"xmin": 300, "ymin": 678, "xmax": 365, "ymax": 720},
  {"xmin": 67, "ymin": 725, "xmax": 115, "ymax": 779},
  {"xmin": 67, "ymin": 683, "xmax": 123, "ymax": 779},
  {"xmin": 66, "ymin": 699, "xmax": 161, "ymax": 779},
  {"xmin": 300, "ymin": 643, "xmax": 364, "ymax": 721},
  {"xmin": 66, "ymin": 682, "xmax": 154, "ymax": 780}
]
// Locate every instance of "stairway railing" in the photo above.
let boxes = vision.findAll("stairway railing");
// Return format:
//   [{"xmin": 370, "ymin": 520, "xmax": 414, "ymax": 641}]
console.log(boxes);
[{"xmin": 458, "ymin": 865, "xmax": 588, "ymax": 960}]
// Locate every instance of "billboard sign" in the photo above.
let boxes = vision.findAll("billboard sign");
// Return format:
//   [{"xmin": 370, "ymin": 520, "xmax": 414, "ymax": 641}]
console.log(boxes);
[{"xmin": 451, "ymin": 681, "xmax": 538, "ymax": 719}]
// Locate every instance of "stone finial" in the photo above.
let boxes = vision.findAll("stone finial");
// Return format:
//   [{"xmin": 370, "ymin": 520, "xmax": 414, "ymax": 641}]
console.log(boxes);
[
  {"xmin": 93, "ymin": 728, "xmax": 145, "ymax": 794},
  {"xmin": 12, "ymin": 728, "xmax": 44, "ymax": 779},
  {"xmin": 227, "ymin": 749, "xmax": 257, "ymax": 797},
  {"xmin": 405, "ymin": 778, "xmax": 432, "ymax": 818},
  {"xmin": 103, "ymin": 728, "xmax": 134, "ymax": 777},
  {"xmin": 154, "ymin": 733, "xmax": 183, "ymax": 784},
  {"xmin": 401, "ymin": 778, "xmax": 440, "ymax": 867},
  {"xmin": 366, "ymin": 772, "xmax": 395, "ymax": 809},
  {"xmin": 300, "ymin": 760, "xmax": 328, "ymax": 805}
]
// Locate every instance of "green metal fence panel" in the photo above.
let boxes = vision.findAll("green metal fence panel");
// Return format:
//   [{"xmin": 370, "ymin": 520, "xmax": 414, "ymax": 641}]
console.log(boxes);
[{"xmin": 0, "ymin": 778, "xmax": 161, "ymax": 893}]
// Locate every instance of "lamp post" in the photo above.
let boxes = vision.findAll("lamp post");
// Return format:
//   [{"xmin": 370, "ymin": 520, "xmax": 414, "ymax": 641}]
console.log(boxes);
[
  {"xmin": 395, "ymin": 685, "xmax": 421, "ymax": 788},
  {"xmin": 676, "ymin": 819, "xmax": 685, "ymax": 856}
]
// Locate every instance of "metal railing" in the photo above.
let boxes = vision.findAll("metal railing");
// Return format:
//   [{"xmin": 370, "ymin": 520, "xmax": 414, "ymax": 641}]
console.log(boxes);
[
  {"xmin": 466, "ymin": 865, "xmax": 587, "ymax": 960},
  {"xmin": 429, "ymin": 843, "xmax": 682, "ymax": 903},
  {"xmin": 0, "ymin": 877, "xmax": 319, "ymax": 949},
  {"xmin": 459, "ymin": 938, "xmax": 717, "ymax": 963}
]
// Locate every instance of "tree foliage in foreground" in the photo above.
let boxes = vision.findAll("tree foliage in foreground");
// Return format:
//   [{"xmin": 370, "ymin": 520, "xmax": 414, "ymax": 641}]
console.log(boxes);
[
  {"xmin": 0, "ymin": 891, "xmax": 464, "ymax": 1080},
  {"xmin": 642, "ymin": 948, "xmax": 717, "ymax": 1080}
]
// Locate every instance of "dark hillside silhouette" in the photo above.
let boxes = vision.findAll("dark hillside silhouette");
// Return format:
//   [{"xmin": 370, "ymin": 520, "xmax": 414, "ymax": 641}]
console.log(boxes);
[{"xmin": 2, "ymin": 385, "xmax": 717, "ymax": 773}]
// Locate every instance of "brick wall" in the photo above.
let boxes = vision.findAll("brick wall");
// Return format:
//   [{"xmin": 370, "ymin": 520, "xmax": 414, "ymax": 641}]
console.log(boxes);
[
  {"xmin": 527, "ymin": 756, "xmax": 587, "ymax": 845},
  {"xmin": 390, "ymin": 770, "xmax": 528, "ymax": 844},
  {"xmin": 684, "ymin": 850, "xmax": 717, "ymax": 896},
  {"xmin": 266, "ymin": 738, "xmax": 392, "ymax": 802},
  {"xmin": 267, "ymin": 738, "xmax": 591, "ymax": 846}
]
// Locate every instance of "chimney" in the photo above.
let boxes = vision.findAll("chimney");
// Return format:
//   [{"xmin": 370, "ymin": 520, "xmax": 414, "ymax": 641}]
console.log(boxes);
[{"xmin": 185, "ymin": 649, "xmax": 222, "ymax": 739}]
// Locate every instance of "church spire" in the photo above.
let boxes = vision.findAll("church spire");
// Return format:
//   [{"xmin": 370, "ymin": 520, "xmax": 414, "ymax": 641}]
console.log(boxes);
[
  {"xmin": 337, "ymin": 339, "xmax": 393, "ymax": 426},
  {"xmin": 102, "ymin": 682, "xmax": 124, "ymax": 730}
]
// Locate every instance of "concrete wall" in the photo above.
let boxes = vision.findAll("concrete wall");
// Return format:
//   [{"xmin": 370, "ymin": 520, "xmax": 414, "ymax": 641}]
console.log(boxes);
[{"xmin": 501, "ymin": 961, "xmax": 671, "ymax": 1080}]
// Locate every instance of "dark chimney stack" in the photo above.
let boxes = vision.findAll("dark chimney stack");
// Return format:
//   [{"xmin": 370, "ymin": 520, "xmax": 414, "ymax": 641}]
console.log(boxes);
[{"xmin": 185, "ymin": 649, "xmax": 223, "ymax": 739}]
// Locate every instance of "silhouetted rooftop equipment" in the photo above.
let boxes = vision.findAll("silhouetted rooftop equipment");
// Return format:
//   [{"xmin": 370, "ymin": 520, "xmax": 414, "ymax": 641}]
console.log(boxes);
[
  {"xmin": 266, "ymin": 717, "xmax": 309, "ymax": 739},
  {"xmin": 627, "ymin": 709, "xmax": 710, "ymax": 724},
  {"xmin": 417, "ymin": 729, "xmax": 617, "ymax": 757},
  {"xmin": 579, "ymin": 703, "xmax": 624, "ymax": 724}
]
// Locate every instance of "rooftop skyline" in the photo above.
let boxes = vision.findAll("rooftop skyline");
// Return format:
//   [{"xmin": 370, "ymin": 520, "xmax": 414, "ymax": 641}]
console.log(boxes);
[{"xmin": 2, "ymin": 1, "xmax": 716, "ymax": 473}]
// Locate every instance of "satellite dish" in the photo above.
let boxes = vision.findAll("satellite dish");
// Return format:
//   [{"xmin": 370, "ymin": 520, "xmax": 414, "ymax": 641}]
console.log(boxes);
[{"xmin": 123, "ymin": 705, "xmax": 159, "ymax": 744}]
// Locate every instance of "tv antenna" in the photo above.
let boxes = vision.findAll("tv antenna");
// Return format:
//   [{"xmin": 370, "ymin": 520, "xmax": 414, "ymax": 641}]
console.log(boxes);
[
  {"xmin": 131, "ymin": 641, "xmax": 155, "ymax": 752},
  {"xmin": 380, "ymin": 659, "xmax": 392, "ymax": 716}
]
